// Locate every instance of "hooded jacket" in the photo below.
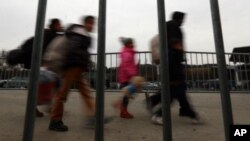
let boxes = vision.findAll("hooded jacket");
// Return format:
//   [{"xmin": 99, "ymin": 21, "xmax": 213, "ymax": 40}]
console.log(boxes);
[{"xmin": 118, "ymin": 46, "xmax": 138, "ymax": 84}]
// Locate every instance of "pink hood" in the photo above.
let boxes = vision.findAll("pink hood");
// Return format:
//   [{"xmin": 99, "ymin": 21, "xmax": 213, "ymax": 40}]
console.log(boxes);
[{"xmin": 118, "ymin": 47, "xmax": 138, "ymax": 83}]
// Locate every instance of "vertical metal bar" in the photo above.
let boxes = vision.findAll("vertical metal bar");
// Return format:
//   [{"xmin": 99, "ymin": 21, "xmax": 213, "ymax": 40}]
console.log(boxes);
[
  {"xmin": 190, "ymin": 53, "xmax": 195, "ymax": 90},
  {"xmin": 195, "ymin": 53, "xmax": 200, "ymax": 89},
  {"xmin": 248, "ymin": 55, "xmax": 250, "ymax": 90},
  {"xmin": 227, "ymin": 54, "xmax": 233, "ymax": 90},
  {"xmin": 207, "ymin": 53, "xmax": 211, "ymax": 89},
  {"xmin": 110, "ymin": 54, "xmax": 113, "ymax": 86},
  {"xmin": 138, "ymin": 53, "xmax": 141, "ymax": 75},
  {"xmin": 201, "ymin": 53, "xmax": 205, "ymax": 89},
  {"xmin": 145, "ymin": 53, "xmax": 148, "ymax": 81},
  {"xmin": 243, "ymin": 55, "xmax": 249, "ymax": 90},
  {"xmin": 95, "ymin": 0, "xmax": 106, "ymax": 140},
  {"xmin": 210, "ymin": 0, "xmax": 234, "ymax": 140},
  {"xmin": 184, "ymin": 52, "xmax": 188, "ymax": 87},
  {"xmin": 22, "ymin": 0, "xmax": 47, "ymax": 141},
  {"xmin": 116, "ymin": 54, "xmax": 118, "ymax": 84},
  {"xmin": 157, "ymin": 0, "xmax": 172, "ymax": 140}
]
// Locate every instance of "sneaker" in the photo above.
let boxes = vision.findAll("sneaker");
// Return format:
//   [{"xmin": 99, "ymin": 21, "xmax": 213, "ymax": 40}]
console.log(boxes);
[
  {"xmin": 191, "ymin": 115, "xmax": 205, "ymax": 125},
  {"xmin": 49, "ymin": 120, "xmax": 68, "ymax": 132},
  {"xmin": 179, "ymin": 109, "xmax": 197, "ymax": 119},
  {"xmin": 151, "ymin": 115, "xmax": 163, "ymax": 125},
  {"xmin": 85, "ymin": 116, "xmax": 114, "ymax": 128},
  {"xmin": 36, "ymin": 109, "xmax": 44, "ymax": 118}
]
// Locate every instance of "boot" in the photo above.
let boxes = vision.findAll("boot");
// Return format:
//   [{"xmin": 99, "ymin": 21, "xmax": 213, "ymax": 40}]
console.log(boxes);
[{"xmin": 120, "ymin": 106, "xmax": 134, "ymax": 119}]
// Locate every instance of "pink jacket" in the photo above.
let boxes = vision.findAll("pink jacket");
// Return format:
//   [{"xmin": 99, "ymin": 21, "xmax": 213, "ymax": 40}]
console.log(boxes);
[{"xmin": 118, "ymin": 47, "xmax": 138, "ymax": 84}]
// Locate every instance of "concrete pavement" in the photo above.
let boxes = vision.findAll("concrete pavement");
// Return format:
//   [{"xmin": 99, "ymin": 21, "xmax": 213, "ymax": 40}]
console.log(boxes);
[{"xmin": 0, "ymin": 90, "xmax": 249, "ymax": 141}]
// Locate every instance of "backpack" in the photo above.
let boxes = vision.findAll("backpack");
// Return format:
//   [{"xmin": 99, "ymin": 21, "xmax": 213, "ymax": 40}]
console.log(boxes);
[
  {"xmin": 6, "ymin": 37, "xmax": 34, "ymax": 68},
  {"xmin": 6, "ymin": 49, "xmax": 25, "ymax": 66}
]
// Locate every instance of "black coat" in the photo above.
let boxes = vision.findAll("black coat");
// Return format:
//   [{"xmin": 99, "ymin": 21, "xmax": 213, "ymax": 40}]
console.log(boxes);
[
  {"xmin": 58, "ymin": 24, "xmax": 92, "ymax": 70},
  {"xmin": 20, "ymin": 29, "xmax": 60, "ymax": 69},
  {"xmin": 166, "ymin": 20, "xmax": 183, "ymax": 45},
  {"xmin": 166, "ymin": 20, "xmax": 185, "ymax": 81}
]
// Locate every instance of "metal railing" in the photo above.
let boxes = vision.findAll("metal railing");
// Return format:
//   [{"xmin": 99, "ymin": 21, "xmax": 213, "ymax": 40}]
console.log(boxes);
[
  {"xmin": 1, "ymin": 51, "xmax": 250, "ymax": 92},
  {"xmin": 0, "ymin": 1, "xmax": 237, "ymax": 141}
]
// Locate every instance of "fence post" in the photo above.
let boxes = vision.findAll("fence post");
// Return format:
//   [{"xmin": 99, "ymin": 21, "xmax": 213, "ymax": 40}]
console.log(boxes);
[
  {"xmin": 156, "ymin": 0, "xmax": 172, "ymax": 141},
  {"xmin": 95, "ymin": 0, "xmax": 107, "ymax": 141},
  {"xmin": 209, "ymin": 0, "xmax": 234, "ymax": 141},
  {"xmin": 22, "ymin": 0, "xmax": 47, "ymax": 141}
]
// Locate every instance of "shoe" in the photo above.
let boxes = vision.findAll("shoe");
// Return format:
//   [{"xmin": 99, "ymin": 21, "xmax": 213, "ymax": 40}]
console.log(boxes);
[
  {"xmin": 49, "ymin": 120, "xmax": 68, "ymax": 132},
  {"xmin": 120, "ymin": 106, "xmax": 134, "ymax": 119},
  {"xmin": 36, "ymin": 108, "xmax": 44, "ymax": 117},
  {"xmin": 85, "ymin": 116, "xmax": 114, "ymax": 128},
  {"xmin": 179, "ymin": 109, "xmax": 204, "ymax": 125},
  {"xmin": 179, "ymin": 109, "xmax": 197, "ymax": 119},
  {"xmin": 151, "ymin": 115, "xmax": 163, "ymax": 125},
  {"xmin": 191, "ymin": 115, "xmax": 205, "ymax": 125}
]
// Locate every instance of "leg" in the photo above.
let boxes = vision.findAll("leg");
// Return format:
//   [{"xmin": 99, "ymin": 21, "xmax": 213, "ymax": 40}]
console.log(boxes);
[
  {"xmin": 173, "ymin": 83, "xmax": 197, "ymax": 118},
  {"xmin": 49, "ymin": 68, "xmax": 79, "ymax": 131},
  {"xmin": 77, "ymin": 78, "xmax": 95, "ymax": 116}
]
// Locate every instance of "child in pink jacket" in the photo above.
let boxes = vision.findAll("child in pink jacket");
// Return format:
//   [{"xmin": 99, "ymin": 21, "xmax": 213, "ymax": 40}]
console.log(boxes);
[{"xmin": 116, "ymin": 37, "xmax": 138, "ymax": 118}]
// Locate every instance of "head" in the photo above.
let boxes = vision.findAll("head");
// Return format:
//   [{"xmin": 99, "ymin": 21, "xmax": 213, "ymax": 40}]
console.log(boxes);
[
  {"xmin": 171, "ymin": 11, "xmax": 186, "ymax": 26},
  {"xmin": 120, "ymin": 37, "xmax": 134, "ymax": 48},
  {"xmin": 49, "ymin": 18, "xmax": 63, "ymax": 32},
  {"xmin": 83, "ymin": 15, "xmax": 95, "ymax": 32}
]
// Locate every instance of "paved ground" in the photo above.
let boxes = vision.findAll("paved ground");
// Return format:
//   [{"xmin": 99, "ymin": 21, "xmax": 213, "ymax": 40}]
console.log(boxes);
[{"xmin": 0, "ymin": 90, "xmax": 249, "ymax": 141}]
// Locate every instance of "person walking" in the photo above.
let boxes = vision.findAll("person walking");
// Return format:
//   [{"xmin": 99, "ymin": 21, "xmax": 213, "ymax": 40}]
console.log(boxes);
[
  {"xmin": 115, "ymin": 37, "xmax": 139, "ymax": 119},
  {"xmin": 150, "ymin": 11, "xmax": 202, "ymax": 125},
  {"xmin": 46, "ymin": 16, "xmax": 111, "ymax": 132}
]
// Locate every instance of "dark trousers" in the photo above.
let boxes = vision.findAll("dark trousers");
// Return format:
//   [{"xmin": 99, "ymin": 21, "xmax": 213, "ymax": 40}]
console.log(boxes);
[
  {"xmin": 170, "ymin": 83, "xmax": 195, "ymax": 116},
  {"xmin": 151, "ymin": 82, "xmax": 196, "ymax": 118}
]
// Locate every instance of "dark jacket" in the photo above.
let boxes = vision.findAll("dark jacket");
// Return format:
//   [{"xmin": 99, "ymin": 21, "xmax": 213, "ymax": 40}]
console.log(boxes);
[
  {"xmin": 166, "ymin": 20, "xmax": 185, "ymax": 81},
  {"xmin": 20, "ymin": 29, "xmax": 60, "ymax": 69},
  {"xmin": 62, "ymin": 24, "xmax": 92, "ymax": 70},
  {"xmin": 166, "ymin": 20, "xmax": 183, "ymax": 46}
]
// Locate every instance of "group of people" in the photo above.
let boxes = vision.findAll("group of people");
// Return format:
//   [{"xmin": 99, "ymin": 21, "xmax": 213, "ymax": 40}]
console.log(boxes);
[
  {"xmin": 117, "ymin": 11, "xmax": 202, "ymax": 125},
  {"xmin": 12, "ymin": 11, "xmax": 203, "ymax": 132}
]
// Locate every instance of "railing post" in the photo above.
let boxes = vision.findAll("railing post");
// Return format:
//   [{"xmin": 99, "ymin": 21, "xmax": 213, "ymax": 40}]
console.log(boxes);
[
  {"xmin": 156, "ymin": 0, "xmax": 172, "ymax": 141},
  {"xmin": 95, "ymin": 0, "xmax": 107, "ymax": 141},
  {"xmin": 209, "ymin": 0, "xmax": 234, "ymax": 141},
  {"xmin": 22, "ymin": 0, "xmax": 47, "ymax": 141}
]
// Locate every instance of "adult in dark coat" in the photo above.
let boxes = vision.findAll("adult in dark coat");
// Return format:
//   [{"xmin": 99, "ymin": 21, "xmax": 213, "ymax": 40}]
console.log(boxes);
[
  {"xmin": 21, "ymin": 18, "xmax": 63, "ymax": 69},
  {"xmin": 150, "ymin": 11, "xmax": 201, "ymax": 125}
]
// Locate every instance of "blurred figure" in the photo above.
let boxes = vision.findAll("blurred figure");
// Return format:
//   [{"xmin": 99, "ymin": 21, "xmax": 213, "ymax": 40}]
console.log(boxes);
[
  {"xmin": 114, "ymin": 37, "xmax": 138, "ymax": 119},
  {"xmin": 36, "ymin": 18, "xmax": 63, "ymax": 117},
  {"xmin": 5, "ymin": 18, "xmax": 63, "ymax": 117},
  {"xmin": 21, "ymin": 18, "xmax": 63, "ymax": 69},
  {"xmin": 149, "ymin": 11, "xmax": 201, "ymax": 125},
  {"xmin": 46, "ymin": 16, "xmax": 112, "ymax": 132}
]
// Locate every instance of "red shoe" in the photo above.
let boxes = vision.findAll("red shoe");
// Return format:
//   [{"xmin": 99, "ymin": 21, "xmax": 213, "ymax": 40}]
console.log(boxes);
[{"xmin": 120, "ymin": 106, "xmax": 134, "ymax": 119}]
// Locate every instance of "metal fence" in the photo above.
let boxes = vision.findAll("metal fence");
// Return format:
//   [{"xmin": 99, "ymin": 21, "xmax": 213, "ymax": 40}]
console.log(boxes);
[{"xmin": 1, "ymin": 51, "xmax": 250, "ymax": 92}]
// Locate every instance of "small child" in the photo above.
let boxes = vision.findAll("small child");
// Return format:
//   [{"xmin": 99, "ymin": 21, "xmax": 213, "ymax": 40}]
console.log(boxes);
[{"xmin": 36, "ymin": 66, "xmax": 59, "ymax": 117}]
